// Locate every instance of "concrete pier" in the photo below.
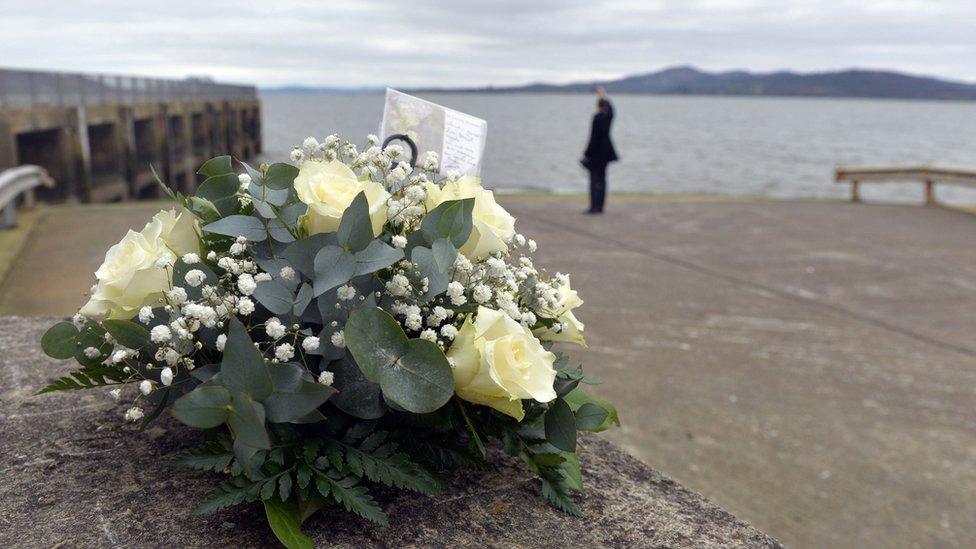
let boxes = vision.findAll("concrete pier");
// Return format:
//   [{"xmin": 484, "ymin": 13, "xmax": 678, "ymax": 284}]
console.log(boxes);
[
  {"xmin": 0, "ymin": 68, "xmax": 261, "ymax": 202},
  {"xmin": 0, "ymin": 196, "xmax": 974, "ymax": 547}
]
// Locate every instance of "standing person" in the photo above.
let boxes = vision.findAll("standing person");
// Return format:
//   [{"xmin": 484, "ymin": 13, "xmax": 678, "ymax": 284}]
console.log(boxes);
[{"xmin": 581, "ymin": 86, "xmax": 618, "ymax": 214}]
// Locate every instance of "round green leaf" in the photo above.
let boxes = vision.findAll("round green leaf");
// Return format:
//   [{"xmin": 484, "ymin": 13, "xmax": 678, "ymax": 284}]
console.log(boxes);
[
  {"xmin": 41, "ymin": 322, "xmax": 79, "ymax": 359},
  {"xmin": 172, "ymin": 384, "xmax": 231, "ymax": 428},
  {"xmin": 344, "ymin": 307, "xmax": 409, "ymax": 381},
  {"xmin": 378, "ymin": 339, "xmax": 454, "ymax": 414},
  {"xmin": 575, "ymin": 402, "xmax": 610, "ymax": 431},
  {"xmin": 253, "ymin": 280, "xmax": 295, "ymax": 315}
]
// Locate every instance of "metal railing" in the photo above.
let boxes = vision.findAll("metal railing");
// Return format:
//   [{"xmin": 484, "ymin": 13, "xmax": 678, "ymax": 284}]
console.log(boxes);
[
  {"xmin": 0, "ymin": 165, "xmax": 54, "ymax": 228},
  {"xmin": 0, "ymin": 67, "xmax": 257, "ymax": 109},
  {"xmin": 835, "ymin": 165, "xmax": 976, "ymax": 204}
]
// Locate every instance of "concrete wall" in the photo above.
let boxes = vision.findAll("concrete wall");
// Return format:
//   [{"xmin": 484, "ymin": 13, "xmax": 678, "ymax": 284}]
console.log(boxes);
[{"xmin": 0, "ymin": 99, "xmax": 261, "ymax": 202}]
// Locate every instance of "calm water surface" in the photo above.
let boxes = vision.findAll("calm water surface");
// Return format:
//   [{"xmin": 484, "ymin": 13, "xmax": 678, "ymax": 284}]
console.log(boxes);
[{"xmin": 260, "ymin": 92, "xmax": 976, "ymax": 205}]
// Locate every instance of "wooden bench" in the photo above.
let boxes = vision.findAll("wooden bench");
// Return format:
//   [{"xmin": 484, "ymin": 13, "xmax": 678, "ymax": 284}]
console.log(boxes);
[{"xmin": 835, "ymin": 165, "xmax": 976, "ymax": 204}]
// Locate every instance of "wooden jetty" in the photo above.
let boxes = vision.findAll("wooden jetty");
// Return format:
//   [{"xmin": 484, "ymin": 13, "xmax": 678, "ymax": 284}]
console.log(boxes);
[
  {"xmin": 835, "ymin": 165, "xmax": 976, "ymax": 204},
  {"xmin": 0, "ymin": 68, "xmax": 261, "ymax": 203}
]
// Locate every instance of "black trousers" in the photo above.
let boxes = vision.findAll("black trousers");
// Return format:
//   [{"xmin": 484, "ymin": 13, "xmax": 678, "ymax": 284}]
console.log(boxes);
[{"xmin": 588, "ymin": 162, "xmax": 608, "ymax": 212}]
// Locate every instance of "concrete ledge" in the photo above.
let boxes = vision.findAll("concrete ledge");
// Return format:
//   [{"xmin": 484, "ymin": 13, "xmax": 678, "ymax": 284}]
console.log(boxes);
[{"xmin": 0, "ymin": 316, "xmax": 779, "ymax": 548}]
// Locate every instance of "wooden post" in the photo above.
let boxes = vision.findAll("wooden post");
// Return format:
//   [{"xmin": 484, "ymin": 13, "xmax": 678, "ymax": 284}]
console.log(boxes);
[
  {"xmin": 851, "ymin": 181, "xmax": 860, "ymax": 202},
  {"xmin": 924, "ymin": 180, "xmax": 935, "ymax": 205}
]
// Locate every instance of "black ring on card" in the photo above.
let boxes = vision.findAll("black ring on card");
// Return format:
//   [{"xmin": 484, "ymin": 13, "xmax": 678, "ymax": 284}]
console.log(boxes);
[{"xmin": 381, "ymin": 133, "xmax": 418, "ymax": 169}]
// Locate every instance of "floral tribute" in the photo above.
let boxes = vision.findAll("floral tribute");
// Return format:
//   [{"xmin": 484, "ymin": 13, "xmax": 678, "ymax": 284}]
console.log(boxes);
[{"xmin": 39, "ymin": 135, "xmax": 618, "ymax": 548}]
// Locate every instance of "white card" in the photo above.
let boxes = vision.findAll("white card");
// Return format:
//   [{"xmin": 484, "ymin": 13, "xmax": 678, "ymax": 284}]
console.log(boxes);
[{"xmin": 380, "ymin": 88, "xmax": 487, "ymax": 177}]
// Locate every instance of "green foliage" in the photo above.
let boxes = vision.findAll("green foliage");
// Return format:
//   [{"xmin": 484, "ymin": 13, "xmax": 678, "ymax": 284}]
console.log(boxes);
[
  {"xmin": 220, "ymin": 318, "xmax": 273, "ymax": 400},
  {"xmin": 574, "ymin": 403, "xmax": 609, "ymax": 431},
  {"xmin": 281, "ymin": 234, "xmax": 337, "ymax": 277},
  {"xmin": 197, "ymin": 173, "xmax": 241, "ymax": 217},
  {"xmin": 38, "ymin": 363, "xmax": 127, "ymax": 393},
  {"xmin": 411, "ymin": 238, "xmax": 457, "ymax": 299},
  {"xmin": 344, "ymin": 307, "xmax": 454, "ymax": 414},
  {"xmin": 544, "ymin": 398, "xmax": 577, "ymax": 452},
  {"xmin": 203, "ymin": 214, "xmax": 268, "ymax": 241},
  {"xmin": 332, "ymin": 431, "xmax": 448, "ymax": 496},
  {"xmin": 102, "ymin": 319, "xmax": 151, "ymax": 351},
  {"xmin": 263, "ymin": 363, "xmax": 336, "ymax": 423},
  {"xmin": 172, "ymin": 384, "xmax": 232, "ymax": 428},
  {"xmin": 41, "ymin": 322, "xmax": 79, "ymax": 359},
  {"xmin": 172, "ymin": 258, "xmax": 218, "ymax": 302},
  {"xmin": 172, "ymin": 439, "xmax": 235, "ymax": 472},
  {"xmin": 311, "ymin": 246, "xmax": 356, "ymax": 296},
  {"xmin": 264, "ymin": 498, "xmax": 313, "ymax": 549},
  {"xmin": 263, "ymin": 163, "xmax": 299, "ymax": 191},
  {"xmin": 314, "ymin": 472, "xmax": 388, "ymax": 526},
  {"xmin": 353, "ymin": 240, "xmax": 403, "ymax": 277},
  {"xmin": 418, "ymin": 198, "xmax": 475, "ymax": 248},
  {"xmin": 337, "ymin": 192, "xmax": 373, "ymax": 252},
  {"xmin": 197, "ymin": 155, "xmax": 233, "ymax": 177},
  {"xmin": 562, "ymin": 388, "xmax": 620, "ymax": 432},
  {"xmin": 328, "ymin": 358, "xmax": 386, "ymax": 420},
  {"xmin": 253, "ymin": 280, "xmax": 295, "ymax": 315}
]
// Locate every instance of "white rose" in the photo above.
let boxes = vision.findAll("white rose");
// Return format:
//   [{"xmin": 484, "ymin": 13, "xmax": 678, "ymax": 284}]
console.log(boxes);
[
  {"xmin": 79, "ymin": 209, "xmax": 200, "ymax": 319},
  {"xmin": 142, "ymin": 208, "xmax": 200, "ymax": 257},
  {"xmin": 294, "ymin": 160, "xmax": 390, "ymax": 236},
  {"xmin": 425, "ymin": 176, "xmax": 515, "ymax": 259},
  {"xmin": 447, "ymin": 306, "xmax": 557, "ymax": 421},
  {"xmin": 535, "ymin": 277, "xmax": 586, "ymax": 347}
]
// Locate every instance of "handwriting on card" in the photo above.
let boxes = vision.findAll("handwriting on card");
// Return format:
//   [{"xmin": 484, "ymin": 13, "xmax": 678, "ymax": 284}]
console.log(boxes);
[{"xmin": 441, "ymin": 111, "xmax": 486, "ymax": 176}]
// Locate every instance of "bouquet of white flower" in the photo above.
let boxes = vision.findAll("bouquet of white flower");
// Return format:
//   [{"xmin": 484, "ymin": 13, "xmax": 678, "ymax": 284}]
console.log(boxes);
[{"xmin": 39, "ymin": 134, "xmax": 618, "ymax": 548}]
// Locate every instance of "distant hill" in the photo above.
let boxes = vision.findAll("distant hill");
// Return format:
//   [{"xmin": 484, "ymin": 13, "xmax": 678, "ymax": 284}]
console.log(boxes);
[{"xmin": 446, "ymin": 66, "xmax": 976, "ymax": 101}]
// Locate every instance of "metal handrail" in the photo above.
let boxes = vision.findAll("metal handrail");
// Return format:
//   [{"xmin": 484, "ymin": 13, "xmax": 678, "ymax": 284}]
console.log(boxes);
[
  {"xmin": 0, "ymin": 67, "xmax": 257, "ymax": 109},
  {"xmin": 0, "ymin": 165, "xmax": 54, "ymax": 228},
  {"xmin": 834, "ymin": 164, "xmax": 976, "ymax": 203}
]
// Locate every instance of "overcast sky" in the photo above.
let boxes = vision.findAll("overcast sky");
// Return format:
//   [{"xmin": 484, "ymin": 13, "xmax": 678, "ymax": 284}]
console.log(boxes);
[{"xmin": 1, "ymin": 0, "xmax": 974, "ymax": 87}]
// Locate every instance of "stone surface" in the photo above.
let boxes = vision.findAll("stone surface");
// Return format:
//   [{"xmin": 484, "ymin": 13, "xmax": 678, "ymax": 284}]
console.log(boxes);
[
  {"xmin": 0, "ymin": 316, "xmax": 778, "ymax": 548},
  {"xmin": 3, "ymin": 197, "xmax": 976, "ymax": 546}
]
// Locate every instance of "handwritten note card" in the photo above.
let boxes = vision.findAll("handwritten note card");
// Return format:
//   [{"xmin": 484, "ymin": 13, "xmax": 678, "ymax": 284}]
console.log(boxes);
[{"xmin": 380, "ymin": 89, "xmax": 487, "ymax": 177}]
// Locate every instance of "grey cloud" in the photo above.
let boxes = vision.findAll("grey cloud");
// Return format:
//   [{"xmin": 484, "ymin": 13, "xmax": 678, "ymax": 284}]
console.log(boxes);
[{"xmin": 0, "ymin": 0, "xmax": 973, "ymax": 86}]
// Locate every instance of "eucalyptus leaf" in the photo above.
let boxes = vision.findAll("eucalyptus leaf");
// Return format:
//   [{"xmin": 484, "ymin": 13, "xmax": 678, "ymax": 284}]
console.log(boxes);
[
  {"xmin": 337, "ymin": 192, "xmax": 373, "ymax": 252},
  {"xmin": 343, "ymin": 307, "xmax": 409, "ymax": 382},
  {"xmin": 41, "ymin": 322, "xmax": 79, "ymax": 359},
  {"xmin": 419, "ymin": 198, "xmax": 474, "ymax": 248},
  {"xmin": 293, "ymin": 283, "xmax": 313, "ymax": 316},
  {"xmin": 354, "ymin": 240, "xmax": 404, "ymax": 276},
  {"xmin": 221, "ymin": 318, "xmax": 273, "ymax": 401},
  {"xmin": 102, "ymin": 319, "xmax": 151, "ymax": 350},
  {"xmin": 196, "ymin": 173, "xmax": 240, "ymax": 217},
  {"xmin": 379, "ymin": 339, "xmax": 454, "ymax": 414},
  {"xmin": 172, "ymin": 384, "xmax": 232, "ymax": 428},
  {"xmin": 253, "ymin": 280, "xmax": 295, "ymax": 315},
  {"xmin": 344, "ymin": 307, "xmax": 453, "ymax": 413},
  {"xmin": 203, "ymin": 214, "xmax": 268, "ymax": 242},
  {"xmin": 411, "ymin": 238, "xmax": 457, "ymax": 299},
  {"xmin": 172, "ymin": 259, "xmax": 218, "ymax": 302},
  {"xmin": 264, "ymin": 163, "xmax": 299, "ymax": 190},
  {"xmin": 312, "ymin": 246, "xmax": 356, "ymax": 297},
  {"xmin": 263, "ymin": 363, "xmax": 335, "ymax": 423},
  {"xmin": 329, "ymin": 358, "xmax": 386, "ymax": 420},
  {"xmin": 227, "ymin": 391, "xmax": 271, "ymax": 449},
  {"xmin": 197, "ymin": 155, "xmax": 233, "ymax": 177},
  {"xmin": 282, "ymin": 233, "xmax": 338, "ymax": 277}
]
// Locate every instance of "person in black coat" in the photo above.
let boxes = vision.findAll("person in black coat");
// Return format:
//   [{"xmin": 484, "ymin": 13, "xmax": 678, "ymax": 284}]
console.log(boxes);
[{"xmin": 581, "ymin": 87, "xmax": 618, "ymax": 214}]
